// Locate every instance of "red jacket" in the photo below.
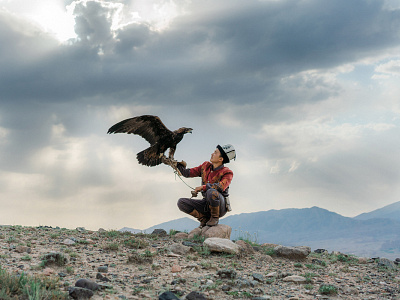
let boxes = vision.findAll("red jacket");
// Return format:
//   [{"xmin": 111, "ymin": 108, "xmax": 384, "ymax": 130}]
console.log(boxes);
[{"xmin": 179, "ymin": 161, "xmax": 233, "ymax": 197}]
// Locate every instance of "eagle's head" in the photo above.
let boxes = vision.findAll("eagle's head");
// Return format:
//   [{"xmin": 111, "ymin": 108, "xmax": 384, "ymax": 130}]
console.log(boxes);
[{"xmin": 176, "ymin": 127, "xmax": 193, "ymax": 135}]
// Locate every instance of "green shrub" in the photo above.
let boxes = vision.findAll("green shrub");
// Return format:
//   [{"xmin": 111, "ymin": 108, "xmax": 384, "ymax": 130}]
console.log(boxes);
[
  {"xmin": 0, "ymin": 267, "xmax": 68, "ymax": 299},
  {"xmin": 319, "ymin": 284, "xmax": 338, "ymax": 295}
]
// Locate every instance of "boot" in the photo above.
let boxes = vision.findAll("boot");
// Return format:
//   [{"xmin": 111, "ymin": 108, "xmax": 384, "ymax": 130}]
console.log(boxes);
[
  {"xmin": 189, "ymin": 209, "xmax": 209, "ymax": 228},
  {"xmin": 206, "ymin": 205, "xmax": 220, "ymax": 227}
]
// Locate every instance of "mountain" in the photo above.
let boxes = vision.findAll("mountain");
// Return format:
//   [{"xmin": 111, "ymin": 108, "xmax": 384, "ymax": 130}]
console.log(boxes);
[
  {"xmin": 120, "ymin": 206, "xmax": 400, "ymax": 259},
  {"xmin": 119, "ymin": 227, "xmax": 143, "ymax": 234},
  {"xmin": 354, "ymin": 201, "xmax": 400, "ymax": 221}
]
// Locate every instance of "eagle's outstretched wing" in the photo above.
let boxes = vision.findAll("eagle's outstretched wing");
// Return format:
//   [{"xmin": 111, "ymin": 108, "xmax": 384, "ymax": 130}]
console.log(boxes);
[{"xmin": 107, "ymin": 115, "xmax": 172, "ymax": 145}]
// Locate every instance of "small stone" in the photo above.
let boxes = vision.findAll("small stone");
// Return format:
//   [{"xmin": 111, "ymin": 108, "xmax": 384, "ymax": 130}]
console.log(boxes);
[
  {"xmin": 96, "ymin": 273, "xmax": 110, "ymax": 282},
  {"xmin": 127, "ymin": 253, "xmax": 153, "ymax": 264},
  {"xmin": 282, "ymin": 275, "xmax": 308, "ymax": 284},
  {"xmin": 378, "ymin": 258, "xmax": 397, "ymax": 270},
  {"xmin": 266, "ymin": 272, "xmax": 277, "ymax": 277},
  {"xmin": 169, "ymin": 243, "xmax": 191, "ymax": 255},
  {"xmin": 43, "ymin": 268, "xmax": 54, "ymax": 276},
  {"xmin": 217, "ymin": 269, "xmax": 237, "ymax": 279},
  {"xmin": 235, "ymin": 240, "xmax": 256, "ymax": 254},
  {"xmin": 314, "ymin": 249, "xmax": 328, "ymax": 254},
  {"xmin": 98, "ymin": 266, "xmax": 108, "ymax": 273},
  {"xmin": 274, "ymin": 245, "xmax": 311, "ymax": 259},
  {"xmin": 358, "ymin": 257, "xmax": 368, "ymax": 264},
  {"xmin": 158, "ymin": 291, "xmax": 179, "ymax": 300},
  {"xmin": 63, "ymin": 238, "xmax": 75, "ymax": 245},
  {"xmin": 171, "ymin": 265, "xmax": 181, "ymax": 273},
  {"xmin": 75, "ymin": 278, "xmax": 100, "ymax": 291},
  {"xmin": 252, "ymin": 273, "xmax": 264, "ymax": 282},
  {"xmin": 15, "ymin": 246, "xmax": 31, "ymax": 253},
  {"xmin": 174, "ymin": 232, "xmax": 188, "ymax": 239},
  {"xmin": 204, "ymin": 237, "xmax": 240, "ymax": 254},
  {"xmin": 68, "ymin": 287, "xmax": 94, "ymax": 300}
]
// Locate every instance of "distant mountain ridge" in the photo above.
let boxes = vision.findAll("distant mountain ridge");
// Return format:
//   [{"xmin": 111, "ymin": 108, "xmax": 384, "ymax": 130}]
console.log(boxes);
[
  {"xmin": 354, "ymin": 201, "xmax": 400, "ymax": 221},
  {"xmin": 120, "ymin": 201, "xmax": 400, "ymax": 259}
]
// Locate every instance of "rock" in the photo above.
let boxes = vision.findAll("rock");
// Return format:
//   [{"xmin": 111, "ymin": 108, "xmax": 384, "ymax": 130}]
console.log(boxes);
[
  {"xmin": 76, "ymin": 227, "xmax": 86, "ymax": 232},
  {"xmin": 15, "ymin": 245, "xmax": 31, "ymax": 253},
  {"xmin": 188, "ymin": 224, "xmax": 232, "ymax": 239},
  {"xmin": 98, "ymin": 266, "xmax": 108, "ymax": 273},
  {"xmin": 75, "ymin": 278, "xmax": 100, "ymax": 291},
  {"xmin": 217, "ymin": 269, "xmax": 237, "ymax": 279},
  {"xmin": 266, "ymin": 272, "xmax": 278, "ymax": 277},
  {"xmin": 358, "ymin": 257, "xmax": 368, "ymax": 264},
  {"xmin": 202, "ymin": 224, "xmax": 232, "ymax": 239},
  {"xmin": 282, "ymin": 275, "xmax": 308, "ymax": 284},
  {"xmin": 98, "ymin": 228, "xmax": 106, "ymax": 233},
  {"xmin": 43, "ymin": 268, "xmax": 54, "ymax": 276},
  {"xmin": 261, "ymin": 255, "xmax": 274, "ymax": 263},
  {"xmin": 63, "ymin": 238, "xmax": 76, "ymax": 245},
  {"xmin": 235, "ymin": 240, "xmax": 256, "ymax": 254},
  {"xmin": 314, "ymin": 249, "xmax": 328, "ymax": 254},
  {"xmin": 151, "ymin": 229, "xmax": 167, "ymax": 236},
  {"xmin": 171, "ymin": 265, "xmax": 181, "ymax": 273},
  {"xmin": 341, "ymin": 286, "xmax": 359, "ymax": 295},
  {"xmin": 158, "ymin": 291, "xmax": 179, "ymax": 300},
  {"xmin": 127, "ymin": 253, "xmax": 153, "ymax": 264},
  {"xmin": 252, "ymin": 273, "xmax": 264, "ymax": 282},
  {"xmin": 377, "ymin": 258, "xmax": 397, "ymax": 270},
  {"xmin": 186, "ymin": 291, "xmax": 207, "ymax": 300},
  {"xmin": 169, "ymin": 243, "xmax": 191, "ymax": 255},
  {"xmin": 261, "ymin": 243, "xmax": 279, "ymax": 248},
  {"xmin": 68, "ymin": 287, "xmax": 94, "ymax": 300},
  {"xmin": 274, "ymin": 245, "xmax": 311, "ymax": 259},
  {"xmin": 235, "ymin": 278, "xmax": 255, "ymax": 289},
  {"xmin": 204, "ymin": 237, "xmax": 240, "ymax": 254},
  {"xmin": 174, "ymin": 232, "xmax": 188, "ymax": 239},
  {"xmin": 187, "ymin": 227, "xmax": 202, "ymax": 239},
  {"xmin": 96, "ymin": 273, "xmax": 110, "ymax": 282},
  {"xmin": 394, "ymin": 258, "xmax": 399, "ymax": 265}
]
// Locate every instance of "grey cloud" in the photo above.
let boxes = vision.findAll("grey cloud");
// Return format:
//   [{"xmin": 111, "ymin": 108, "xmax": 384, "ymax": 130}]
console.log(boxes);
[{"xmin": 2, "ymin": 0, "xmax": 399, "ymax": 107}]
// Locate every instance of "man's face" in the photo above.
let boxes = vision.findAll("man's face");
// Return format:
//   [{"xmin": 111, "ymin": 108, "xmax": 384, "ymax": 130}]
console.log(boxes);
[{"xmin": 210, "ymin": 148, "xmax": 223, "ymax": 164}]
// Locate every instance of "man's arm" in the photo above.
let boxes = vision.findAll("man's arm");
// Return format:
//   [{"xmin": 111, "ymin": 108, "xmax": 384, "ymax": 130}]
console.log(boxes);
[{"xmin": 176, "ymin": 162, "xmax": 190, "ymax": 177}]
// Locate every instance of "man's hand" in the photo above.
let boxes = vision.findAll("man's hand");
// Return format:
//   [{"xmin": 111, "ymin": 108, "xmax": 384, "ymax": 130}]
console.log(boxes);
[
  {"xmin": 194, "ymin": 186, "xmax": 203, "ymax": 193},
  {"xmin": 191, "ymin": 186, "xmax": 203, "ymax": 198},
  {"xmin": 177, "ymin": 160, "xmax": 187, "ymax": 168}
]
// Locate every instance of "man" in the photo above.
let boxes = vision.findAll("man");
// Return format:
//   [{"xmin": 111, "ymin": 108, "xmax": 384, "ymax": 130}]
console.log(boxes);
[{"xmin": 175, "ymin": 144, "xmax": 236, "ymax": 227}]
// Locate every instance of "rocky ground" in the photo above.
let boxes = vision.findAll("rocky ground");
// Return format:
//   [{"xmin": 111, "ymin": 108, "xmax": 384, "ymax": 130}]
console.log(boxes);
[{"xmin": 0, "ymin": 225, "xmax": 399, "ymax": 300}]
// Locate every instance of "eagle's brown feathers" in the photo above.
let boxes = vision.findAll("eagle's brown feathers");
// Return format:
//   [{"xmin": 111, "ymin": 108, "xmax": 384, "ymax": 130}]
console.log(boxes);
[{"xmin": 107, "ymin": 115, "xmax": 192, "ymax": 166}]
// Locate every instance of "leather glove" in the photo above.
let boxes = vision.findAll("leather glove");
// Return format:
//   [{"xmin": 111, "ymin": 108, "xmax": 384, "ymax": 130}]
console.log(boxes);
[{"xmin": 177, "ymin": 160, "xmax": 187, "ymax": 168}]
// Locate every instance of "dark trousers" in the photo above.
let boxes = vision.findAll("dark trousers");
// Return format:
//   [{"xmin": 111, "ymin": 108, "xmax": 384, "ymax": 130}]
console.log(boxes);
[{"xmin": 177, "ymin": 188, "xmax": 227, "ymax": 218}]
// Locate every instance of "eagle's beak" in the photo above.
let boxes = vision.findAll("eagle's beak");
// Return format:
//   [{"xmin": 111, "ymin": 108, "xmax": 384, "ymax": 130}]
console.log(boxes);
[{"xmin": 187, "ymin": 129, "xmax": 193, "ymax": 134}]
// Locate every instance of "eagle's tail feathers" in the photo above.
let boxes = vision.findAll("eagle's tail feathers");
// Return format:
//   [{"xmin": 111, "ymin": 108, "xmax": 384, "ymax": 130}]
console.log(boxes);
[{"xmin": 137, "ymin": 146, "xmax": 162, "ymax": 167}]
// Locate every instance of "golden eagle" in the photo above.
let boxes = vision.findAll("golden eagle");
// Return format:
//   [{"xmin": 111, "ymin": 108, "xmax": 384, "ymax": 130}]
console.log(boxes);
[{"xmin": 107, "ymin": 115, "xmax": 192, "ymax": 166}]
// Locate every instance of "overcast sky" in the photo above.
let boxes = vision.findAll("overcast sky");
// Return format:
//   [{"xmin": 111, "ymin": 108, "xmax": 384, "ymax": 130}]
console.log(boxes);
[{"xmin": 1, "ymin": 0, "xmax": 400, "ymax": 230}]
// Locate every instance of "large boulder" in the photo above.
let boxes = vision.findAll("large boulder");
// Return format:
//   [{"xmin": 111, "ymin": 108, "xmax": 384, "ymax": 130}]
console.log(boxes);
[
  {"xmin": 188, "ymin": 224, "xmax": 232, "ymax": 239},
  {"xmin": 274, "ymin": 245, "xmax": 311, "ymax": 259},
  {"xmin": 204, "ymin": 237, "xmax": 240, "ymax": 254}
]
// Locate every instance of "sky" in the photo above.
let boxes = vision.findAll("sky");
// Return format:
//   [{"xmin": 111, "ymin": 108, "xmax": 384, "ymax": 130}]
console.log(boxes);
[{"xmin": 1, "ymin": 0, "xmax": 400, "ymax": 230}]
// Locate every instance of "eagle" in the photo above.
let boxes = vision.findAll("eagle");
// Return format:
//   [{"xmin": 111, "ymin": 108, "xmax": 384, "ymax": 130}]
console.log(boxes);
[{"xmin": 107, "ymin": 115, "xmax": 192, "ymax": 167}]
